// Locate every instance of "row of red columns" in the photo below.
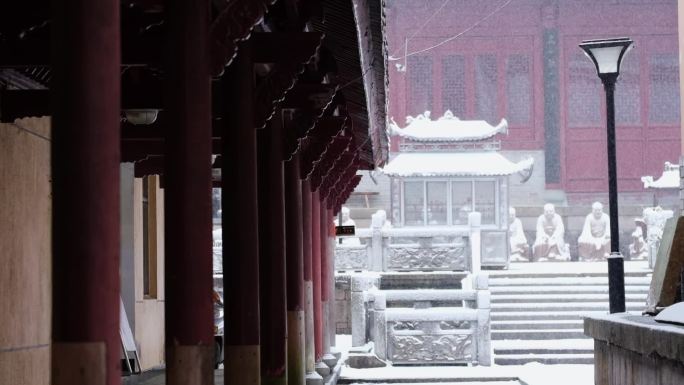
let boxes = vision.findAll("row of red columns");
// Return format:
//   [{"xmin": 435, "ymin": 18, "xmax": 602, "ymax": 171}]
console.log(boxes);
[{"xmin": 49, "ymin": 0, "xmax": 342, "ymax": 383}]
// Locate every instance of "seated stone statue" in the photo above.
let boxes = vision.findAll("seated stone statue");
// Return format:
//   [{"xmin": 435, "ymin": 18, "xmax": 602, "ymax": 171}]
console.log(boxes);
[
  {"xmin": 533, "ymin": 203, "xmax": 569, "ymax": 261},
  {"xmin": 577, "ymin": 202, "xmax": 611, "ymax": 261},
  {"xmin": 508, "ymin": 207, "xmax": 529, "ymax": 262},
  {"xmin": 629, "ymin": 219, "xmax": 648, "ymax": 260}
]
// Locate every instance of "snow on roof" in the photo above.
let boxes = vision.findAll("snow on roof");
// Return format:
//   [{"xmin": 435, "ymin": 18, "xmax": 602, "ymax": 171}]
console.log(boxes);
[
  {"xmin": 390, "ymin": 110, "xmax": 508, "ymax": 142},
  {"xmin": 381, "ymin": 152, "xmax": 534, "ymax": 178},
  {"xmin": 641, "ymin": 161, "xmax": 680, "ymax": 189}
]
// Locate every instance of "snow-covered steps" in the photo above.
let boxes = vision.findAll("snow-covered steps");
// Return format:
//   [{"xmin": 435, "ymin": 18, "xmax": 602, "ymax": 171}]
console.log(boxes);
[
  {"xmin": 492, "ymin": 328, "xmax": 587, "ymax": 340},
  {"xmin": 490, "ymin": 301, "xmax": 645, "ymax": 312},
  {"xmin": 489, "ymin": 276, "xmax": 651, "ymax": 286},
  {"xmin": 489, "ymin": 285, "xmax": 648, "ymax": 294},
  {"xmin": 492, "ymin": 338, "xmax": 594, "ymax": 354},
  {"xmin": 491, "ymin": 310, "xmax": 639, "ymax": 321},
  {"xmin": 488, "ymin": 263, "xmax": 652, "ymax": 365},
  {"xmin": 492, "ymin": 319, "xmax": 584, "ymax": 330},
  {"xmin": 493, "ymin": 353, "xmax": 595, "ymax": 365},
  {"xmin": 491, "ymin": 293, "xmax": 647, "ymax": 303},
  {"xmin": 493, "ymin": 337, "xmax": 595, "ymax": 364}
]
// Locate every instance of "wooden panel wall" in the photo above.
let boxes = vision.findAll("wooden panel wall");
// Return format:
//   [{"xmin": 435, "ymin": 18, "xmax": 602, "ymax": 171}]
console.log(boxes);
[{"xmin": 0, "ymin": 117, "xmax": 51, "ymax": 385}]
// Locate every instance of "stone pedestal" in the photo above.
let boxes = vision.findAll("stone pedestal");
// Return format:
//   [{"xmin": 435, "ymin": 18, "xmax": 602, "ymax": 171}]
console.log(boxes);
[{"xmin": 585, "ymin": 313, "xmax": 684, "ymax": 385}]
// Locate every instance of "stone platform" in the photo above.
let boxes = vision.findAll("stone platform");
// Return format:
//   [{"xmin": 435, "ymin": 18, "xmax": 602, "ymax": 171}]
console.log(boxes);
[{"xmin": 585, "ymin": 313, "xmax": 684, "ymax": 385}]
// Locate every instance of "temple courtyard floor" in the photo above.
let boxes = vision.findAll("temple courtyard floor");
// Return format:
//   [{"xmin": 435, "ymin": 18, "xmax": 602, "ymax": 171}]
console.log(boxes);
[{"xmin": 134, "ymin": 260, "xmax": 651, "ymax": 385}]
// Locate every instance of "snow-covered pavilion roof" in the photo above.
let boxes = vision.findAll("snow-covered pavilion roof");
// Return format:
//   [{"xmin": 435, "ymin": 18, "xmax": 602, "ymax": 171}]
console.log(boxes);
[
  {"xmin": 641, "ymin": 162, "xmax": 680, "ymax": 189},
  {"xmin": 381, "ymin": 152, "xmax": 534, "ymax": 178},
  {"xmin": 390, "ymin": 110, "xmax": 508, "ymax": 142}
]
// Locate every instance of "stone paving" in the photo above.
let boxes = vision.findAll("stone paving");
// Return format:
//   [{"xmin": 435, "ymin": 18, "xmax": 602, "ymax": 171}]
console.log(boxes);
[{"xmin": 129, "ymin": 369, "xmax": 224, "ymax": 385}]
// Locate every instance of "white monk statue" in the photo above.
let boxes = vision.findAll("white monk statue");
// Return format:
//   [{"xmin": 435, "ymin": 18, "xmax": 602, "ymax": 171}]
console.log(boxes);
[
  {"xmin": 509, "ymin": 207, "xmax": 529, "ymax": 262},
  {"xmin": 577, "ymin": 202, "xmax": 611, "ymax": 261},
  {"xmin": 533, "ymin": 203, "xmax": 569, "ymax": 261},
  {"xmin": 334, "ymin": 206, "xmax": 360, "ymax": 245}
]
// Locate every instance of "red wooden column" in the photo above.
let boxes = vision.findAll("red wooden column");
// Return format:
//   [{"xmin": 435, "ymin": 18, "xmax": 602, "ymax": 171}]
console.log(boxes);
[
  {"xmin": 51, "ymin": 1, "xmax": 120, "ymax": 384},
  {"xmin": 311, "ymin": 191, "xmax": 323, "ymax": 361},
  {"xmin": 164, "ymin": 0, "xmax": 214, "ymax": 384},
  {"xmin": 285, "ymin": 153, "xmax": 306, "ymax": 384},
  {"xmin": 326, "ymin": 206, "xmax": 337, "ymax": 354},
  {"xmin": 319, "ymin": 200, "xmax": 337, "ymax": 366},
  {"xmin": 320, "ymin": 198, "xmax": 331, "ymax": 356},
  {"xmin": 223, "ymin": 42, "xmax": 261, "ymax": 384},
  {"xmin": 257, "ymin": 118, "xmax": 287, "ymax": 385},
  {"xmin": 302, "ymin": 180, "xmax": 322, "ymax": 383}
]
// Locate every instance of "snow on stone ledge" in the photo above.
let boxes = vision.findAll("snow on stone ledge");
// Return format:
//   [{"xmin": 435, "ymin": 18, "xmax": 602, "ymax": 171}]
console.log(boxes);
[
  {"xmin": 381, "ymin": 152, "xmax": 534, "ymax": 177},
  {"xmin": 641, "ymin": 161, "xmax": 680, "ymax": 189},
  {"xmin": 390, "ymin": 110, "xmax": 508, "ymax": 142}
]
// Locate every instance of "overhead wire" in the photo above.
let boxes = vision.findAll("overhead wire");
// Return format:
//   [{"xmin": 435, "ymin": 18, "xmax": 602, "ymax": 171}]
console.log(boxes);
[{"xmin": 388, "ymin": 0, "xmax": 515, "ymax": 62}]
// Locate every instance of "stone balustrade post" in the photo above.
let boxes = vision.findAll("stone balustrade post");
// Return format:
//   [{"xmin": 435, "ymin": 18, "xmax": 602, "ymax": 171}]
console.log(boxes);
[
  {"xmin": 369, "ymin": 291, "xmax": 387, "ymax": 360},
  {"xmin": 370, "ymin": 211, "xmax": 385, "ymax": 272},
  {"xmin": 468, "ymin": 212, "xmax": 482, "ymax": 274},
  {"xmin": 473, "ymin": 272, "xmax": 491, "ymax": 366},
  {"xmin": 350, "ymin": 276, "xmax": 378, "ymax": 346}
]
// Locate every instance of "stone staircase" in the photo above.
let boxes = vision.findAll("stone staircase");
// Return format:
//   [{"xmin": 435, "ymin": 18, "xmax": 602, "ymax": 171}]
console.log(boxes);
[{"xmin": 489, "ymin": 264, "xmax": 652, "ymax": 365}]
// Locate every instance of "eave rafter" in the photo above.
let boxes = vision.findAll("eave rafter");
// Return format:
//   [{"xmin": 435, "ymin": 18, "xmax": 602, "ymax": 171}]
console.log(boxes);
[
  {"xmin": 300, "ymin": 116, "xmax": 347, "ymax": 180},
  {"xmin": 209, "ymin": 0, "xmax": 277, "ymax": 76},
  {"xmin": 309, "ymin": 133, "xmax": 351, "ymax": 192},
  {"xmin": 253, "ymin": 32, "xmax": 325, "ymax": 129}
]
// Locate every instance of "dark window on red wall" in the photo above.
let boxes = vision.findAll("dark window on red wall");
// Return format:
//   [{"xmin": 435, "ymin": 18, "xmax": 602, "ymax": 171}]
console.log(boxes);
[
  {"xmin": 442, "ymin": 55, "xmax": 466, "ymax": 117},
  {"xmin": 568, "ymin": 52, "xmax": 602, "ymax": 127},
  {"xmin": 407, "ymin": 55, "xmax": 433, "ymax": 116},
  {"xmin": 475, "ymin": 54, "xmax": 498, "ymax": 123},
  {"xmin": 649, "ymin": 53, "xmax": 680, "ymax": 125},
  {"xmin": 506, "ymin": 54, "xmax": 532, "ymax": 125},
  {"xmin": 615, "ymin": 53, "xmax": 640, "ymax": 125}
]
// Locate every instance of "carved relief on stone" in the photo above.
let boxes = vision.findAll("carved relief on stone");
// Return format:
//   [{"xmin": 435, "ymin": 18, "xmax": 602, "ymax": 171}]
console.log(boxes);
[
  {"xmin": 392, "ymin": 321, "xmax": 419, "ymax": 331},
  {"xmin": 439, "ymin": 321, "xmax": 470, "ymax": 330},
  {"xmin": 386, "ymin": 244, "xmax": 466, "ymax": 270},
  {"xmin": 389, "ymin": 333, "xmax": 473, "ymax": 363},
  {"xmin": 335, "ymin": 245, "xmax": 369, "ymax": 270}
]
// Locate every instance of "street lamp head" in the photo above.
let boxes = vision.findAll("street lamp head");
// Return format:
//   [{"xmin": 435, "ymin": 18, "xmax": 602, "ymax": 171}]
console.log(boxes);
[{"xmin": 579, "ymin": 37, "xmax": 634, "ymax": 82}]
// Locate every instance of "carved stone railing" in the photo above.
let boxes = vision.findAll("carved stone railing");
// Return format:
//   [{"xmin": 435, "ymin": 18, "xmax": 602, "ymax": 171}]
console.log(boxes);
[
  {"xmin": 335, "ymin": 213, "xmax": 481, "ymax": 272},
  {"xmin": 351, "ymin": 272, "xmax": 491, "ymax": 366}
]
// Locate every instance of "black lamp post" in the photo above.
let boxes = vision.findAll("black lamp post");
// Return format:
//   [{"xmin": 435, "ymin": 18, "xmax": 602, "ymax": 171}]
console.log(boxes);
[{"xmin": 579, "ymin": 37, "xmax": 634, "ymax": 314}]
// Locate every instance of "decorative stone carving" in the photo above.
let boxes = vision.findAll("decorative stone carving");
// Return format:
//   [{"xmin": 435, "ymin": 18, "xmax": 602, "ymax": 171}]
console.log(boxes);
[
  {"xmin": 386, "ymin": 244, "xmax": 466, "ymax": 270},
  {"xmin": 388, "ymin": 333, "xmax": 473, "ymax": 363},
  {"xmin": 392, "ymin": 321, "xmax": 419, "ymax": 331},
  {"xmin": 335, "ymin": 245, "xmax": 369, "ymax": 270},
  {"xmin": 439, "ymin": 321, "xmax": 470, "ymax": 330},
  {"xmin": 643, "ymin": 206, "xmax": 675, "ymax": 268}
]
